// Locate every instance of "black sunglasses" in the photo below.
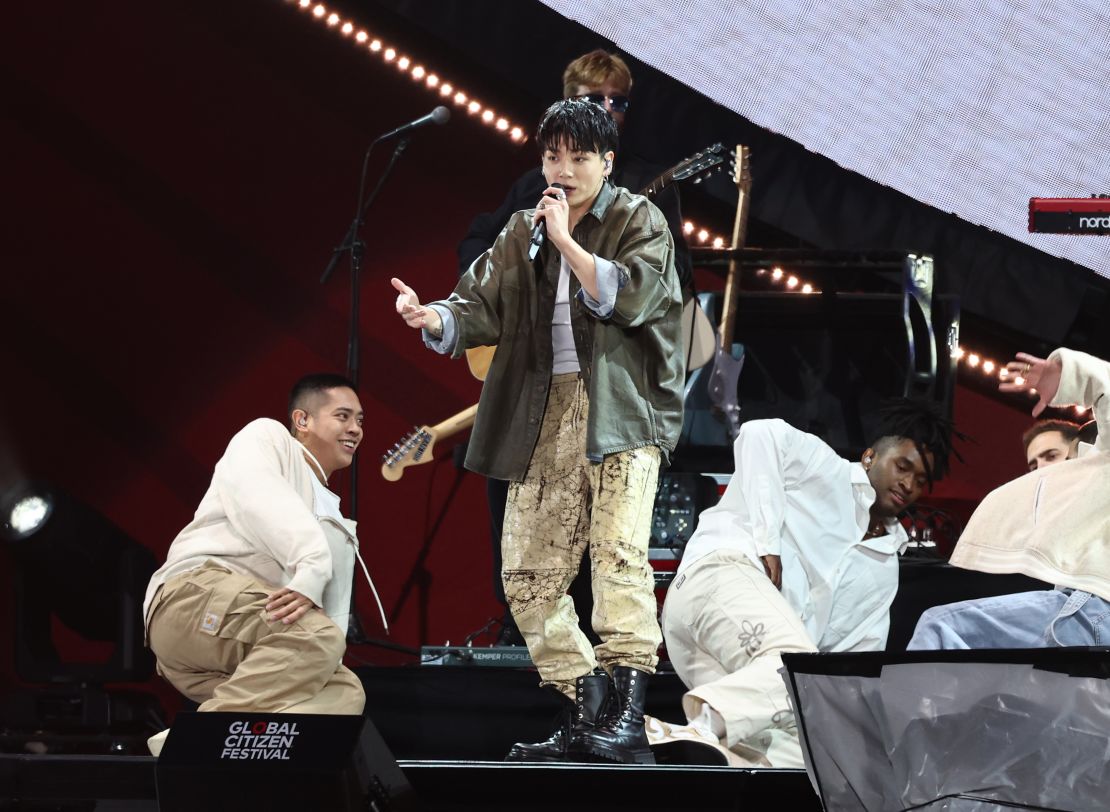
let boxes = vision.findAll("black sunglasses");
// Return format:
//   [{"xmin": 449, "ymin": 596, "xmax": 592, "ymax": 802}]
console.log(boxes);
[{"xmin": 575, "ymin": 93, "xmax": 630, "ymax": 114}]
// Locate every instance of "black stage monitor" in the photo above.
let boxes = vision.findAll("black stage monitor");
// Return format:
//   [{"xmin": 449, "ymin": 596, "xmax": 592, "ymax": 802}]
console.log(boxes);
[{"xmin": 156, "ymin": 712, "xmax": 419, "ymax": 811}]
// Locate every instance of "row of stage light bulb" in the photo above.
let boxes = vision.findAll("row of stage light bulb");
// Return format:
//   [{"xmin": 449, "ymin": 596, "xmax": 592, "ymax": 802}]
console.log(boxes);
[
  {"xmin": 957, "ymin": 349, "xmax": 1090, "ymax": 416},
  {"xmin": 289, "ymin": 0, "xmax": 528, "ymax": 143},
  {"xmin": 682, "ymin": 219, "xmax": 1091, "ymax": 416},
  {"xmin": 683, "ymin": 220, "xmax": 819, "ymax": 294}
]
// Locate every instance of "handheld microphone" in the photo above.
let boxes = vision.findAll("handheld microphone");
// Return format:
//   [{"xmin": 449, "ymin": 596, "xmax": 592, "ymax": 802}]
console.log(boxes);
[
  {"xmin": 528, "ymin": 183, "xmax": 565, "ymax": 261},
  {"xmin": 375, "ymin": 106, "xmax": 451, "ymax": 142}
]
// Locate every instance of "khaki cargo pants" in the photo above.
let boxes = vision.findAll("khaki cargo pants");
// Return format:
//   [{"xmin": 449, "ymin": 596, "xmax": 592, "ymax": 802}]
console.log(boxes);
[
  {"xmin": 502, "ymin": 373, "xmax": 663, "ymax": 699},
  {"xmin": 147, "ymin": 563, "xmax": 364, "ymax": 714}
]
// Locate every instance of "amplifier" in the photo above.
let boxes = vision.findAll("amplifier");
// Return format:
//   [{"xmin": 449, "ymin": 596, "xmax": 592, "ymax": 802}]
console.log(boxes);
[
  {"xmin": 1029, "ymin": 195, "xmax": 1110, "ymax": 234},
  {"xmin": 420, "ymin": 645, "xmax": 534, "ymax": 668}
]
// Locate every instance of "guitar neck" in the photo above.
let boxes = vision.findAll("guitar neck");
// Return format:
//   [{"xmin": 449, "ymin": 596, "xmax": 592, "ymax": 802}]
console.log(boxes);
[
  {"xmin": 431, "ymin": 403, "xmax": 478, "ymax": 439},
  {"xmin": 720, "ymin": 145, "xmax": 752, "ymax": 348},
  {"xmin": 640, "ymin": 170, "xmax": 674, "ymax": 199}
]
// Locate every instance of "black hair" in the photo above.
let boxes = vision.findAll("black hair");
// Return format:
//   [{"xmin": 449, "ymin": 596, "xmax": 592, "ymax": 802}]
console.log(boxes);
[
  {"xmin": 870, "ymin": 398, "xmax": 962, "ymax": 486},
  {"xmin": 287, "ymin": 373, "xmax": 357, "ymax": 434},
  {"xmin": 536, "ymin": 98, "xmax": 619, "ymax": 159}
]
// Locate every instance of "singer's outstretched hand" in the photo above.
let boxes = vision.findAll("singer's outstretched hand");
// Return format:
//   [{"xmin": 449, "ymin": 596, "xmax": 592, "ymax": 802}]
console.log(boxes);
[{"xmin": 392, "ymin": 277, "xmax": 442, "ymax": 337}]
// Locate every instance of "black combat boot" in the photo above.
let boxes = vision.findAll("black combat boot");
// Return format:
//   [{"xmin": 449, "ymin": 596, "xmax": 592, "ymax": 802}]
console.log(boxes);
[
  {"xmin": 573, "ymin": 666, "xmax": 655, "ymax": 764},
  {"xmin": 505, "ymin": 670, "xmax": 611, "ymax": 762}
]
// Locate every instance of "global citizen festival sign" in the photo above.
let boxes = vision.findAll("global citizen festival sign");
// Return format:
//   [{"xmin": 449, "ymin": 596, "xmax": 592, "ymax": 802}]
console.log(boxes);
[{"xmin": 221, "ymin": 719, "xmax": 301, "ymax": 760}]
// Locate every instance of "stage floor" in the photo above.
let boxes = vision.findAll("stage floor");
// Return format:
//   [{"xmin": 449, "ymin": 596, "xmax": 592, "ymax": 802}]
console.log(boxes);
[
  {"xmin": 0, "ymin": 754, "xmax": 818, "ymax": 811},
  {"xmin": 0, "ymin": 667, "xmax": 820, "ymax": 810}
]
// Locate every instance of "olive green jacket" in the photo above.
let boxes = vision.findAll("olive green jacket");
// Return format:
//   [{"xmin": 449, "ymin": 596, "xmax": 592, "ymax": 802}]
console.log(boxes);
[{"xmin": 433, "ymin": 182, "xmax": 685, "ymax": 482}]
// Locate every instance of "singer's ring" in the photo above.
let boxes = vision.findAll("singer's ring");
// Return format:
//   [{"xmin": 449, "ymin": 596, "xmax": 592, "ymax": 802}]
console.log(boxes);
[{"xmin": 1022, "ymin": 363, "xmax": 1030, "ymax": 375}]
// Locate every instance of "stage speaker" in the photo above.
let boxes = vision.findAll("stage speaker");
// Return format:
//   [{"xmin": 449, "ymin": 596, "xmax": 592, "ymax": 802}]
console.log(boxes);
[{"xmin": 156, "ymin": 712, "xmax": 418, "ymax": 811}]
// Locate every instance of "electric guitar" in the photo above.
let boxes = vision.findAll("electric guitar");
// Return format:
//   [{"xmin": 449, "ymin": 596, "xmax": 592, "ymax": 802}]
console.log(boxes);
[
  {"xmin": 464, "ymin": 143, "xmax": 731, "ymax": 381},
  {"xmin": 706, "ymin": 145, "xmax": 752, "ymax": 441},
  {"xmin": 380, "ymin": 403, "xmax": 478, "ymax": 482}
]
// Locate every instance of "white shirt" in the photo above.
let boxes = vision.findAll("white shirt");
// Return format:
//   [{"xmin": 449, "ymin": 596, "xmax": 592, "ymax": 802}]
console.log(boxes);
[
  {"xmin": 551, "ymin": 259, "xmax": 580, "ymax": 374},
  {"xmin": 301, "ymin": 448, "xmax": 385, "ymax": 636},
  {"xmin": 678, "ymin": 418, "xmax": 908, "ymax": 652}
]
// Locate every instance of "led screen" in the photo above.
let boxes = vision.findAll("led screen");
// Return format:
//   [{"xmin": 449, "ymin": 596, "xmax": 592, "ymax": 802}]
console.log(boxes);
[{"xmin": 541, "ymin": 0, "xmax": 1110, "ymax": 278}]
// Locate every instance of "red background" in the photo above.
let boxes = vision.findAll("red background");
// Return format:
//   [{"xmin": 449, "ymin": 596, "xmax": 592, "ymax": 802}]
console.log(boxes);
[{"xmin": 0, "ymin": 1, "xmax": 1040, "ymax": 710}]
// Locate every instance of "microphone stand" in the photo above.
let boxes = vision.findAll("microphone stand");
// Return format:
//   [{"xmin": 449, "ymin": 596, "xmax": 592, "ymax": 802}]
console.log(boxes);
[{"xmin": 320, "ymin": 134, "xmax": 412, "ymax": 649}]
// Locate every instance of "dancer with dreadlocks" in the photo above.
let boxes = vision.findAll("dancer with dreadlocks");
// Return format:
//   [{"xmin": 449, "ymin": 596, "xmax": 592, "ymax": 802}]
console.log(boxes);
[{"xmin": 657, "ymin": 400, "xmax": 956, "ymax": 767}]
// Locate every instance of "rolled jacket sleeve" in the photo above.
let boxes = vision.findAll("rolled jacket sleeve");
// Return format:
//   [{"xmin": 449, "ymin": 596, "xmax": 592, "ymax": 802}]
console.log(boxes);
[
  {"xmin": 600, "ymin": 202, "xmax": 678, "ymax": 328},
  {"xmin": 422, "ymin": 304, "xmax": 458, "ymax": 355},
  {"xmin": 432, "ymin": 214, "xmax": 535, "ymax": 359},
  {"xmin": 576, "ymin": 255, "xmax": 622, "ymax": 318}
]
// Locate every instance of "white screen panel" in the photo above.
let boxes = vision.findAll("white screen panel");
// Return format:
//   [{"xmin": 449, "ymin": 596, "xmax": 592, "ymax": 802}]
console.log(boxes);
[{"xmin": 541, "ymin": 0, "xmax": 1110, "ymax": 278}]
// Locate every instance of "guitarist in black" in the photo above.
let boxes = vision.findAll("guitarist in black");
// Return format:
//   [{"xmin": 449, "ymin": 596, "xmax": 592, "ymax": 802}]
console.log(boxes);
[{"xmin": 456, "ymin": 49, "xmax": 693, "ymax": 648}]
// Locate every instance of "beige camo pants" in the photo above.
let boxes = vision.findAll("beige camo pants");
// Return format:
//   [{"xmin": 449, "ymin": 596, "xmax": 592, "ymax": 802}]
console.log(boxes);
[
  {"xmin": 502, "ymin": 373, "xmax": 663, "ymax": 699},
  {"xmin": 147, "ymin": 563, "xmax": 364, "ymax": 714}
]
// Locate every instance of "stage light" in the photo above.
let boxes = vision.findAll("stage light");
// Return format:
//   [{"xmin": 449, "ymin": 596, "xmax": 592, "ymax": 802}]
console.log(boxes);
[
  {"xmin": 3, "ymin": 490, "xmax": 52, "ymax": 541},
  {"xmin": 786, "ymin": 276, "xmax": 799, "ymax": 289},
  {"xmin": 697, "ymin": 229, "xmax": 709, "ymax": 243},
  {"xmin": 326, "ymin": 12, "xmax": 339, "ymax": 26},
  {"xmin": 355, "ymin": 30, "xmax": 367, "ymax": 43},
  {"xmin": 481, "ymin": 109, "xmax": 494, "ymax": 123},
  {"xmin": 510, "ymin": 126, "xmax": 523, "ymax": 141},
  {"xmin": 712, "ymin": 236, "xmax": 724, "ymax": 248},
  {"xmin": 298, "ymin": 0, "xmax": 310, "ymax": 8},
  {"xmin": 397, "ymin": 56, "xmax": 410, "ymax": 70},
  {"xmin": 369, "ymin": 39, "xmax": 381, "ymax": 52},
  {"xmin": 802, "ymin": 283, "xmax": 814, "ymax": 294},
  {"xmin": 771, "ymin": 267, "xmax": 784, "ymax": 280},
  {"xmin": 683, "ymin": 221, "xmax": 694, "ymax": 235},
  {"xmin": 967, "ymin": 354, "xmax": 980, "ymax": 368},
  {"xmin": 426, "ymin": 73, "xmax": 438, "ymax": 87},
  {"xmin": 467, "ymin": 101, "xmax": 481, "ymax": 114},
  {"xmin": 1, "ymin": 482, "xmax": 157, "ymax": 684},
  {"xmin": 412, "ymin": 66, "xmax": 425, "ymax": 80},
  {"xmin": 341, "ymin": 21, "xmax": 352, "ymax": 34},
  {"xmin": 496, "ymin": 118, "xmax": 508, "ymax": 131},
  {"xmin": 982, "ymin": 360, "xmax": 995, "ymax": 374},
  {"xmin": 383, "ymin": 48, "xmax": 396, "ymax": 62},
  {"xmin": 312, "ymin": 5, "xmax": 325, "ymax": 19}
]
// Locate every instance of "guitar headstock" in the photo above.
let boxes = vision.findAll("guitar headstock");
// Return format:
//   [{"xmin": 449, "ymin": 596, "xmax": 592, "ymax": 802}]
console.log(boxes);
[
  {"xmin": 381, "ymin": 425, "xmax": 437, "ymax": 482},
  {"xmin": 671, "ymin": 142, "xmax": 727, "ymax": 185},
  {"xmin": 733, "ymin": 145, "xmax": 752, "ymax": 191}
]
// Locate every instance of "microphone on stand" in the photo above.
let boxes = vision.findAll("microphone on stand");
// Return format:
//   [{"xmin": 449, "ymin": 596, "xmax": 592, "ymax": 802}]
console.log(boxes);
[
  {"xmin": 528, "ymin": 182, "xmax": 565, "ymax": 260},
  {"xmin": 375, "ymin": 105, "xmax": 451, "ymax": 143},
  {"xmin": 320, "ymin": 106, "xmax": 452, "ymax": 285}
]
